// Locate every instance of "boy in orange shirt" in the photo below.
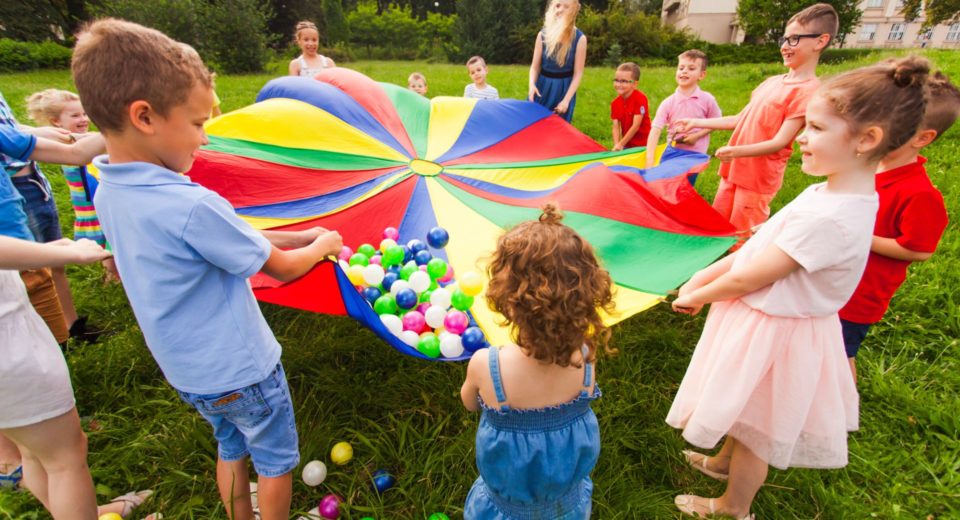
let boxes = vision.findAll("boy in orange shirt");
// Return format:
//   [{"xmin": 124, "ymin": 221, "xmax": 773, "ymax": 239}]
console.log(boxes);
[{"xmin": 674, "ymin": 3, "xmax": 837, "ymax": 244}]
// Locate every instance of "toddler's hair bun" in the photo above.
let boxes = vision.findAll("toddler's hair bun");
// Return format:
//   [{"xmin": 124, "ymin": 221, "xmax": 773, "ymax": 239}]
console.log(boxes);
[
  {"xmin": 539, "ymin": 203, "xmax": 564, "ymax": 224},
  {"xmin": 891, "ymin": 55, "xmax": 930, "ymax": 88}
]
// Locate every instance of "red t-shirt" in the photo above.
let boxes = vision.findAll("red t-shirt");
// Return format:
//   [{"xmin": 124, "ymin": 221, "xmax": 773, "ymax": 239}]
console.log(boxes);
[
  {"xmin": 610, "ymin": 89, "xmax": 651, "ymax": 148},
  {"xmin": 839, "ymin": 156, "xmax": 948, "ymax": 324}
]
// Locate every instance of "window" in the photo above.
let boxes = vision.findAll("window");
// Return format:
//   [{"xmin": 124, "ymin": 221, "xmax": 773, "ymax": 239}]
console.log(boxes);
[
  {"xmin": 866, "ymin": 0, "xmax": 883, "ymax": 8},
  {"xmin": 860, "ymin": 23, "xmax": 878, "ymax": 41},
  {"xmin": 888, "ymin": 23, "xmax": 905, "ymax": 40},
  {"xmin": 917, "ymin": 28, "xmax": 933, "ymax": 41},
  {"xmin": 948, "ymin": 23, "xmax": 960, "ymax": 41}
]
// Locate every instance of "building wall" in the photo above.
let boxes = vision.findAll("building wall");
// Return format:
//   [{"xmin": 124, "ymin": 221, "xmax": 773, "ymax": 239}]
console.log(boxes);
[{"xmin": 661, "ymin": 0, "xmax": 742, "ymax": 43}]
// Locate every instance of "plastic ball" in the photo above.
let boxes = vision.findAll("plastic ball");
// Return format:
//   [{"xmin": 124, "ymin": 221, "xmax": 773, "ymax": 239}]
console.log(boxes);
[
  {"xmin": 349, "ymin": 253, "xmax": 370, "ymax": 267},
  {"xmin": 424, "ymin": 305, "xmax": 447, "ymax": 329},
  {"xmin": 419, "ymin": 289, "xmax": 434, "ymax": 303},
  {"xmin": 461, "ymin": 327, "xmax": 487, "ymax": 352},
  {"xmin": 399, "ymin": 330, "xmax": 420, "ymax": 347},
  {"xmin": 369, "ymin": 255, "xmax": 382, "ymax": 265},
  {"xmin": 389, "ymin": 279, "xmax": 411, "ymax": 296},
  {"xmin": 439, "ymin": 264, "xmax": 455, "ymax": 283},
  {"xmin": 373, "ymin": 294, "xmax": 399, "ymax": 315},
  {"xmin": 381, "ymin": 272, "xmax": 400, "ymax": 292},
  {"xmin": 379, "ymin": 238, "xmax": 397, "ymax": 253},
  {"xmin": 402, "ymin": 310, "xmax": 425, "ymax": 331},
  {"xmin": 338, "ymin": 246, "xmax": 354, "ymax": 261},
  {"xmin": 357, "ymin": 243, "xmax": 377, "ymax": 258},
  {"xmin": 408, "ymin": 270, "xmax": 431, "ymax": 293},
  {"xmin": 362, "ymin": 264, "xmax": 385, "ymax": 286},
  {"xmin": 361, "ymin": 286, "xmax": 382, "ymax": 305},
  {"xmin": 459, "ymin": 271, "xmax": 483, "ymax": 297},
  {"xmin": 330, "ymin": 442, "xmax": 353, "ymax": 465},
  {"xmin": 440, "ymin": 334, "xmax": 464, "ymax": 358},
  {"xmin": 380, "ymin": 314, "xmax": 403, "ymax": 336},
  {"xmin": 407, "ymin": 239, "xmax": 427, "ymax": 254},
  {"xmin": 430, "ymin": 288, "xmax": 452, "ymax": 310},
  {"xmin": 414, "ymin": 249, "xmax": 433, "ymax": 266},
  {"xmin": 382, "ymin": 227, "xmax": 400, "ymax": 240},
  {"xmin": 450, "ymin": 289, "xmax": 475, "ymax": 311},
  {"xmin": 347, "ymin": 265, "xmax": 365, "ymax": 286},
  {"xmin": 302, "ymin": 460, "xmax": 328, "ymax": 487},
  {"xmin": 395, "ymin": 288, "xmax": 419, "ymax": 310},
  {"xmin": 371, "ymin": 469, "xmax": 395, "ymax": 494},
  {"xmin": 417, "ymin": 334, "xmax": 441, "ymax": 358},
  {"xmin": 426, "ymin": 226, "xmax": 450, "ymax": 248},
  {"xmin": 382, "ymin": 245, "xmax": 405, "ymax": 266},
  {"xmin": 99, "ymin": 514, "xmax": 124, "ymax": 520},
  {"xmin": 319, "ymin": 494, "xmax": 341, "ymax": 519},
  {"xmin": 428, "ymin": 514, "xmax": 450, "ymax": 520},
  {"xmin": 426, "ymin": 258, "xmax": 448, "ymax": 280},
  {"xmin": 399, "ymin": 261, "xmax": 418, "ymax": 281},
  {"xmin": 443, "ymin": 310, "xmax": 469, "ymax": 335},
  {"xmin": 401, "ymin": 245, "xmax": 414, "ymax": 263},
  {"xmin": 416, "ymin": 302, "xmax": 431, "ymax": 315}
]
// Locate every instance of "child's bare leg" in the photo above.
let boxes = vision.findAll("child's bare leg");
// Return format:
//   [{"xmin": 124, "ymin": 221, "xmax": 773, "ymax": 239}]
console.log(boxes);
[
  {"xmin": 705, "ymin": 436, "xmax": 734, "ymax": 474},
  {"xmin": 50, "ymin": 266, "xmax": 78, "ymax": 327},
  {"xmin": 216, "ymin": 456, "xmax": 254, "ymax": 520},
  {"xmin": 2, "ymin": 409, "xmax": 97, "ymax": 520},
  {"xmin": 717, "ymin": 437, "xmax": 768, "ymax": 517},
  {"xmin": 849, "ymin": 358, "xmax": 857, "ymax": 384},
  {"xmin": 255, "ymin": 472, "xmax": 292, "ymax": 520},
  {"xmin": 0, "ymin": 433, "xmax": 22, "ymax": 474}
]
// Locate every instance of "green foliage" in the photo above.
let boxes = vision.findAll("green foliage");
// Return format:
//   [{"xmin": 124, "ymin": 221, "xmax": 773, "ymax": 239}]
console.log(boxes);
[
  {"xmin": 0, "ymin": 1, "xmax": 70, "ymax": 42},
  {"xmin": 346, "ymin": 1, "xmax": 457, "ymax": 61},
  {"xmin": 0, "ymin": 39, "xmax": 72, "ymax": 73},
  {"xmin": 322, "ymin": 0, "xmax": 351, "ymax": 45},
  {"xmin": 454, "ymin": 0, "xmax": 541, "ymax": 64},
  {"xmin": 579, "ymin": 4, "xmax": 691, "ymax": 65},
  {"xmin": 605, "ymin": 42, "xmax": 624, "ymax": 68},
  {"xmin": 201, "ymin": 0, "xmax": 274, "ymax": 74},
  {"xmin": 91, "ymin": 0, "xmax": 204, "ymax": 50},
  {"xmin": 736, "ymin": 0, "xmax": 862, "ymax": 45},
  {"xmin": 901, "ymin": 0, "xmax": 960, "ymax": 28}
]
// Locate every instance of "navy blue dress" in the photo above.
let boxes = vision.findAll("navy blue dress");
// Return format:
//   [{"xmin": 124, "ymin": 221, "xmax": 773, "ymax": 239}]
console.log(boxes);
[
  {"xmin": 534, "ymin": 29, "xmax": 584, "ymax": 123},
  {"xmin": 464, "ymin": 346, "xmax": 600, "ymax": 519}
]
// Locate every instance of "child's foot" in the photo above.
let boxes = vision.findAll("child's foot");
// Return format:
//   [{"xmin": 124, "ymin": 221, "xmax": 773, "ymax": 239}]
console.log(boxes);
[
  {"xmin": 101, "ymin": 489, "xmax": 153, "ymax": 518},
  {"xmin": 675, "ymin": 495, "xmax": 754, "ymax": 519},
  {"xmin": 682, "ymin": 450, "xmax": 730, "ymax": 480}
]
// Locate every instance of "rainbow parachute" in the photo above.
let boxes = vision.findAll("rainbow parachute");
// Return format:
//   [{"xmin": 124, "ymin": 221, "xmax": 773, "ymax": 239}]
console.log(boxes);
[{"xmin": 186, "ymin": 68, "xmax": 735, "ymax": 360}]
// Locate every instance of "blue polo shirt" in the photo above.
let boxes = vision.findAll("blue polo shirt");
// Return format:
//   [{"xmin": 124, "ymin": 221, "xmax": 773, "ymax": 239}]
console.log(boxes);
[
  {"xmin": 0, "ymin": 125, "xmax": 35, "ymax": 240},
  {"xmin": 92, "ymin": 156, "xmax": 280, "ymax": 394}
]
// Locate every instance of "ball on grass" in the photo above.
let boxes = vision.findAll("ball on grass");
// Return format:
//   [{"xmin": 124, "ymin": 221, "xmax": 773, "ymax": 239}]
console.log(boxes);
[
  {"xmin": 330, "ymin": 442, "xmax": 353, "ymax": 465},
  {"xmin": 302, "ymin": 460, "xmax": 328, "ymax": 487}
]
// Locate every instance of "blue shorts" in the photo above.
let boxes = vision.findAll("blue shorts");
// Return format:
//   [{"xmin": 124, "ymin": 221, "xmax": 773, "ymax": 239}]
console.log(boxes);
[
  {"xmin": 177, "ymin": 363, "xmax": 300, "ymax": 477},
  {"xmin": 12, "ymin": 170, "xmax": 62, "ymax": 243},
  {"xmin": 840, "ymin": 319, "xmax": 872, "ymax": 358}
]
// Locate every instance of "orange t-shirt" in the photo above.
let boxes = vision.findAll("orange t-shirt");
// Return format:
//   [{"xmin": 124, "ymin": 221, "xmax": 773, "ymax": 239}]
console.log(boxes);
[{"xmin": 719, "ymin": 74, "xmax": 819, "ymax": 194}]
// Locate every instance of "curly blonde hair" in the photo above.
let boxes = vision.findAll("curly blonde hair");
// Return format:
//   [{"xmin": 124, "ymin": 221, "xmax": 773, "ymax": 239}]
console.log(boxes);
[
  {"xmin": 25, "ymin": 89, "xmax": 80, "ymax": 125},
  {"xmin": 486, "ymin": 203, "xmax": 615, "ymax": 367}
]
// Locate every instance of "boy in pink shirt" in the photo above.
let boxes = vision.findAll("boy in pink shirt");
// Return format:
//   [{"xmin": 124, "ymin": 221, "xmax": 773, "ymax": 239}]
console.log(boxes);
[
  {"xmin": 674, "ymin": 4, "xmax": 838, "ymax": 245},
  {"xmin": 645, "ymin": 49, "xmax": 721, "ymax": 169}
]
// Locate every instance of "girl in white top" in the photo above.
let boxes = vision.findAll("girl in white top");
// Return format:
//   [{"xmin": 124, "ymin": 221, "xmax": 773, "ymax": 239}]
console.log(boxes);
[
  {"xmin": 288, "ymin": 21, "xmax": 336, "ymax": 78},
  {"xmin": 666, "ymin": 56, "xmax": 932, "ymax": 519}
]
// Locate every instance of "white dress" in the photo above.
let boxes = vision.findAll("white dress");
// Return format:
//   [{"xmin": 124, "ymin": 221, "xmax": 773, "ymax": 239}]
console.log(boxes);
[{"xmin": 0, "ymin": 270, "xmax": 75, "ymax": 428}]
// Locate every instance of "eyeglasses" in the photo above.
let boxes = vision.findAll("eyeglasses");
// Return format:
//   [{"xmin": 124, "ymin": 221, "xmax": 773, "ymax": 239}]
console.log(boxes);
[
  {"xmin": 778, "ymin": 33, "xmax": 824, "ymax": 47},
  {"xmin": 613, "ymin": 79, "xmax": 635, "ymax": 84}
]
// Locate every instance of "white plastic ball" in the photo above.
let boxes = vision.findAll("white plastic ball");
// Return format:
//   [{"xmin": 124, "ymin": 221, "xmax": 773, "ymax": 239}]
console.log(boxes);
[
  {"xmin": 390, "ymin": 279, "xmax": 411, "ymax": 296},
  {"xmin": 380, "ymin": 314, "xmax": 403, "ymax": 336},
  {"xmin": 430, "ymin": 288, "xmax": 452, "ymax": 310},
  {"xmin": 408, "ymin": 271, "xmax": 431, "ymax": 293},
  {"xmin": 440, "ymin": 334, "xmax": 465, "ymax": 358},
  {"xmin": 362, "ymin": 264, "xmax": 385, "ymax": 286},
  {"xmin": 424, "ymin": 306, "xmax": 447, "ymax": 329},
  {"xmin": 399, "ymin": 330, "xmax": 421, "ymax": 347},
  {"xmin": 302, "ymin": 460, "xmax": 328, "ymax": 487}
]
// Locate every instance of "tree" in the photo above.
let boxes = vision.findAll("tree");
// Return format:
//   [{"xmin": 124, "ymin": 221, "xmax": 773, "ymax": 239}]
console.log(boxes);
[
  {"xmin": 455, "ymin": 0, "xmax": 541, "ymax": 63},
  {"xmin": 901, "ymin": 0, "xmax": 960, "ymax": 28},
  {"xmin": 91, "ymin": 0, "xmax": 203, "ymax": 50},
  {"xmin": 201, "ymin": 0, "xmax": 275, "ymax": 73},
  {"xmin": 736, "ymin": 0, "xmax": 862, "ymax": 46},
  {"xmin": 0, "ymin": 0, "xmax": 71, "ymax": 42},
  {"xmin": 322, "ymin": 0, "xmax": 351, "ymax": 44}
]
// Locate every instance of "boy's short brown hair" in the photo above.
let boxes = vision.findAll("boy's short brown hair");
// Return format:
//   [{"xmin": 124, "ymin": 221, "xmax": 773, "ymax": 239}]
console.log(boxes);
[
  {"xmin": 924, "ymin": 71, "xmax": 960, "ymax": 141},
  {"xmin": 72, "ymin": 18, "xmax": 213, "ymax": 134},
  {"xmin": 617, "ymin": 62, "xmax": 641, "ymax": 81},
  {"xmin": 679, "ymin": 49, "xmax": 708, "ymax": 70},
  {"xmin": 788, "ymin": 3, "xmax": 839, "ymax": 45},
  {"xmin": 466, "ymin": 56, "xmax": 487, "ymax": 68}
]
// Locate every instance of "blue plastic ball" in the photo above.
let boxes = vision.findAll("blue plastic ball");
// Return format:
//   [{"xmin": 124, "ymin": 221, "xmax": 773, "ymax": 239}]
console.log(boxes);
[
  {"xmin": 382, "ymin": 272, "xmax": 400, "ymax": 291},
  {"xmin": 414, "ymin": 250, "xmax": 433, "ymax": 266},
  {"xmin": 401, "ymin": 245, "xmax": 414, "ymax": 263},
  {"xmin": 386, "ymin": 264, "xmax": 402, "ymax": 275},
  {"xmin": 461, "ymin": 327, "xmax": 487, "ymax": 352},
  {"xmin": 395, "ymin": 288, "xmax": 419, "ymax": 310},
  {"xmin": 362, "ymin": 286, "xmax": 382, "ymax": 304},
  {"xmin": 407, "ymin": 239, "xmax": 428, "ymax": 254},
  {"xmin": 371, "ymin": 469, "xmax": 395, "ymax": 495},
  {"xmin": 426, "ymin": 227, "xmax": 450, "ymax": 249}
]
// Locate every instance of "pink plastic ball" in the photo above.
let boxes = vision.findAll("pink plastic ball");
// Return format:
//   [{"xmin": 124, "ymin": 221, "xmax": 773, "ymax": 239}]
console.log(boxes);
[
  {"xmin": 338, "ymin": 246, "xmax": 354, "ymax": 262},
  {"xmin": 383, "ymin": 227, "xmax": 400, "ymax": 241},
  {"xmin": 443, "ymin": 310, "xmax": 469, "ymax": 335},
  {"xmin": 319, "ymin": 494, "xmax": 341, "ymax": 519},
  {"xmin": 402, "ymin": 311, "xmax": 426, "ymax": 332},
  {"xmin": 439, "ymin": 264, "xmax": 454, "ymax": 283},
  {"xmin": 370, "ymin": 255, "xmax": 382, "ymax": 265},
  {"xmin": 416, "ymin": 303, "xmax": 431, "ymax": 315},
  {"xmin": 419, "ymin": 264, "xmax": 428, "ymax": 271}
]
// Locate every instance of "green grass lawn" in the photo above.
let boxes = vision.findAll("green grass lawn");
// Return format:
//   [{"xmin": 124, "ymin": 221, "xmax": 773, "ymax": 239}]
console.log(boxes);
[{"xmin": 1, "ymin": 51, "xmax": 958, "ymax": 519}]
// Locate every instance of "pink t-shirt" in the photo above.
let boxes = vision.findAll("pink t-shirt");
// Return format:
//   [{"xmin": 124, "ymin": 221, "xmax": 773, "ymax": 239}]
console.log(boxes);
[
  {"xmin": 720, "ymin": 74, "xmax": 819, "ymax": 194},
  {"xmin": 733, "ymin": 184, "xmax": 878, "ymax": 318},
  {"xmin": 651, "ymin": 86, "xmax": 722, "ymax": 154}
]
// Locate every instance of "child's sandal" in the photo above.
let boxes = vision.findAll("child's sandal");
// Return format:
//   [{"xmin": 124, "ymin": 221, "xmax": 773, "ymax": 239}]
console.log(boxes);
[
  {"xmin": 109, "ymin": 489, "xmax": 153, "ymax": 518},
  {"xmin": 675, "ymin": 494, "xmax": 754, "ymax": 519},
  {"xmin": 682, "ymin": 449, "xmax": 730, "ymax": 481},
  {"xmin": 0, "ymin": 465, "xmax": 23, "ymax": 491}
]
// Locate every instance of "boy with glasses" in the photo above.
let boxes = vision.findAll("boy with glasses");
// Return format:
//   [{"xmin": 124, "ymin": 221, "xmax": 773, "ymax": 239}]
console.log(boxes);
[
  {"xmin": 674, "ymin": 3, "xmax": 838, "ymax": 246},
  {"xmin": 610, "ymin": 62, "xmax": 650, "ymax": 151}
]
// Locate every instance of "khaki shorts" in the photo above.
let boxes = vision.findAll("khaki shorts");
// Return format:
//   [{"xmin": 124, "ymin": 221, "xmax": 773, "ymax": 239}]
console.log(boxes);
[{"xmin": 20, "ymin": 268, "xmax": 68, "ymax": 344}]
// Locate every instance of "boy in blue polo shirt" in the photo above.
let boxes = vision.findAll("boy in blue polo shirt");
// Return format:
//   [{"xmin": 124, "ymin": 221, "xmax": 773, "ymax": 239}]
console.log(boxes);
[{"xmin": 72, "ymin": 20, "xmax": 343, "ymax": 520}]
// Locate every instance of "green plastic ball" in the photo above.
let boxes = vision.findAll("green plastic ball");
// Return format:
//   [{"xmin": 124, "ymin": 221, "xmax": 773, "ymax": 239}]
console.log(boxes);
[
  {"xmin": 382, "ymin": 245, "xmax": 405, "ymax": 266},
  {"xmin": 357, "ymin": 243, "xmax": 377, "ymax": 258},
  {"xmin": 426, "ymin": 258, "xmax": 448, "ymax": 280},
  {"xmin": 417, "ymin": 334, "xmax": 441, "ymax": 358},
  {"xmin": 349, "ymin": 253, "xmax": 370, "ymax": 267},
  {"xmin": 450, "ymin": 289, "xmax": 474, "ymax": 311},
  {"xmin": 419, "ymin": 289, "xmax": 434, "ymax": 303},
  {"xmin": 373, "ymin": 294, "xmax": 399, "ymax": 315},
  {"xmin": 400, "ymin": 261, "xmax": 418, "ymax": 281}
]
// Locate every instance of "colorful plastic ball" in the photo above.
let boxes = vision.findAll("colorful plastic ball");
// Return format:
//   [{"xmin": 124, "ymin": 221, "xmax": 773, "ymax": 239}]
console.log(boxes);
[
  {"xmin": 408, "ymin": 270, "xmax": 431, "ymax": 293},
  {"xmin": 430, "ymin": 288, "xmax": 452, "ymax": 310},
  {"xmin": 424, "ymin": 306, "xmax": 447, "ymax": 329},
  {"xmin": 369, "ymin": 255, "xmax": 382, "ymax": 265},
  {"xmin": 99, "ymin": 514, "xmax": 124, "ymax": 520},
  {"xmin": 414, "ymin": 249, "xmax": 433, "ymax": 266},
  {"xmin": 399, "ymin": 330, "xmax": 420, "ymax": 347},
  {"xmin": 416, "ymin": 302, "xmax": 431, "ymax": 315},
  {"xmin": 380, "ymin": 314, "xmax": 403, "ymax": 336},
  {"xmin": 417, "ymin": 334, "xmax": 441, "ymax": 358},
  {"xmin": 428, "ymin": 514, "xmax": 450, "ymax": 520},
  {"xmin": 302, "ymin": 460, "xmax": 328, "ymax": 487},
  {"xmin": 426, "ymin": 258, "xmax": 447, "ymax": 280},
  {"xmin": 381, "ymin": 272, "xmax": 399, "ymax": 292},
  {"xmin": 389, "ymin": 279, "xmax": 411, "ymax": 296},
  {"xmin": 402, "ymin": 310, "xmax": 426, "ymax": 331},
  {"xmin": 440, "ymin": 334, "xmax": 464, "ymax": 358},
  {"xmin": 319, "ymin": 494, "xmax": 341, "ymax": 519},
  {"xmin": 439, "ymin": 264, "xmax": 455, "ymax": 283},
  {"xmin": 330, "ymin": 442, "xmax": 353, "ymax": 465},
  {"xmin": 357, "ymin": 243, "xmax": 377, "ymax": 259},
  {"xmin": 379, "ymin": 238, "xmax": 397, "ymax": 253},
  {"xmin": 459, "ymin": 271, "xmax": 484, "ymax": 297},
  {"xmin": 419, "ymin": 289, "xmax": 434, "ymax": 303},
  {"xmin": 361, "ymin": 286, "xmax": 382, "ymax": 305},
  {"xmin": 338, "ymin": 246, "xmax": 354, "ymax": 262},
  {"xmin": 401, "ymin": 245, "xmax": 413, "ymax": 263},
  {"xmin": 362, "ymin": 264, "xmax": 385, "ymax": 286},
  {"xmin": 382, "ymin": 226, "xmax": 400, "ymax": 240},
  {"xmin": 443, "ymin": 310, "xmax": 469, "ymax": 335},
  {"xmin": 395, "ymin": 288, "xmax": 419, "ymax": 310},
  {"xmin": 407, "ymin": 239, "xmax": 427, "ymax": 254},
  {"xmin": 450, "ymin": 289, "xmax": 475, "ymax": 311},
  {"xmin": 400, "ymin": 261, "xmax": 418, "ymax": 281},
  {"xmin": 373, "ymin": 294, "xmax": 399, "ymax": 316},
  {"xmin": 426, "ymin": 226, "xmax": 450, "ymax": 249},
  {"xmin": 371, "ymin": 469, "xmax": 396, "ymax": 494},
  {"xmin": 349, "ymin": 253, "xmax": 370, "ymax": 267},
  {"xmin": 382, "ymin": 245, "xmax": 405, "ymax": 266},
  {"xmin": 347, "ymin": 265, "xmax": 365, "ymax": 286},
  {"xmin": 461, "ymin": 327, "xmax": 487, "ymax": 352}
]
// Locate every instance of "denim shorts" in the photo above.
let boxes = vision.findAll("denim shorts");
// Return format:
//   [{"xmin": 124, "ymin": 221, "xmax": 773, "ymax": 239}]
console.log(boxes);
[
  {"xmin": 177, "ymin": 363, "xmax": 300, "ymax": 477},
  {"xmin": 12, "ymin": 170, "xmax": 62, "ymax": 243},
  {"xmin": 840, "ymin": 319, "xmax": 872, "ymax": 358}
]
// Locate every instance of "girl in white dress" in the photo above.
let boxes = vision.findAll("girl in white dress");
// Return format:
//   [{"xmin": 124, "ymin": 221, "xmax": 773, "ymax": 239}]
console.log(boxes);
[{"xmin": 288, "ymin": 21, "xmax": 336, "ymax": 78}]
